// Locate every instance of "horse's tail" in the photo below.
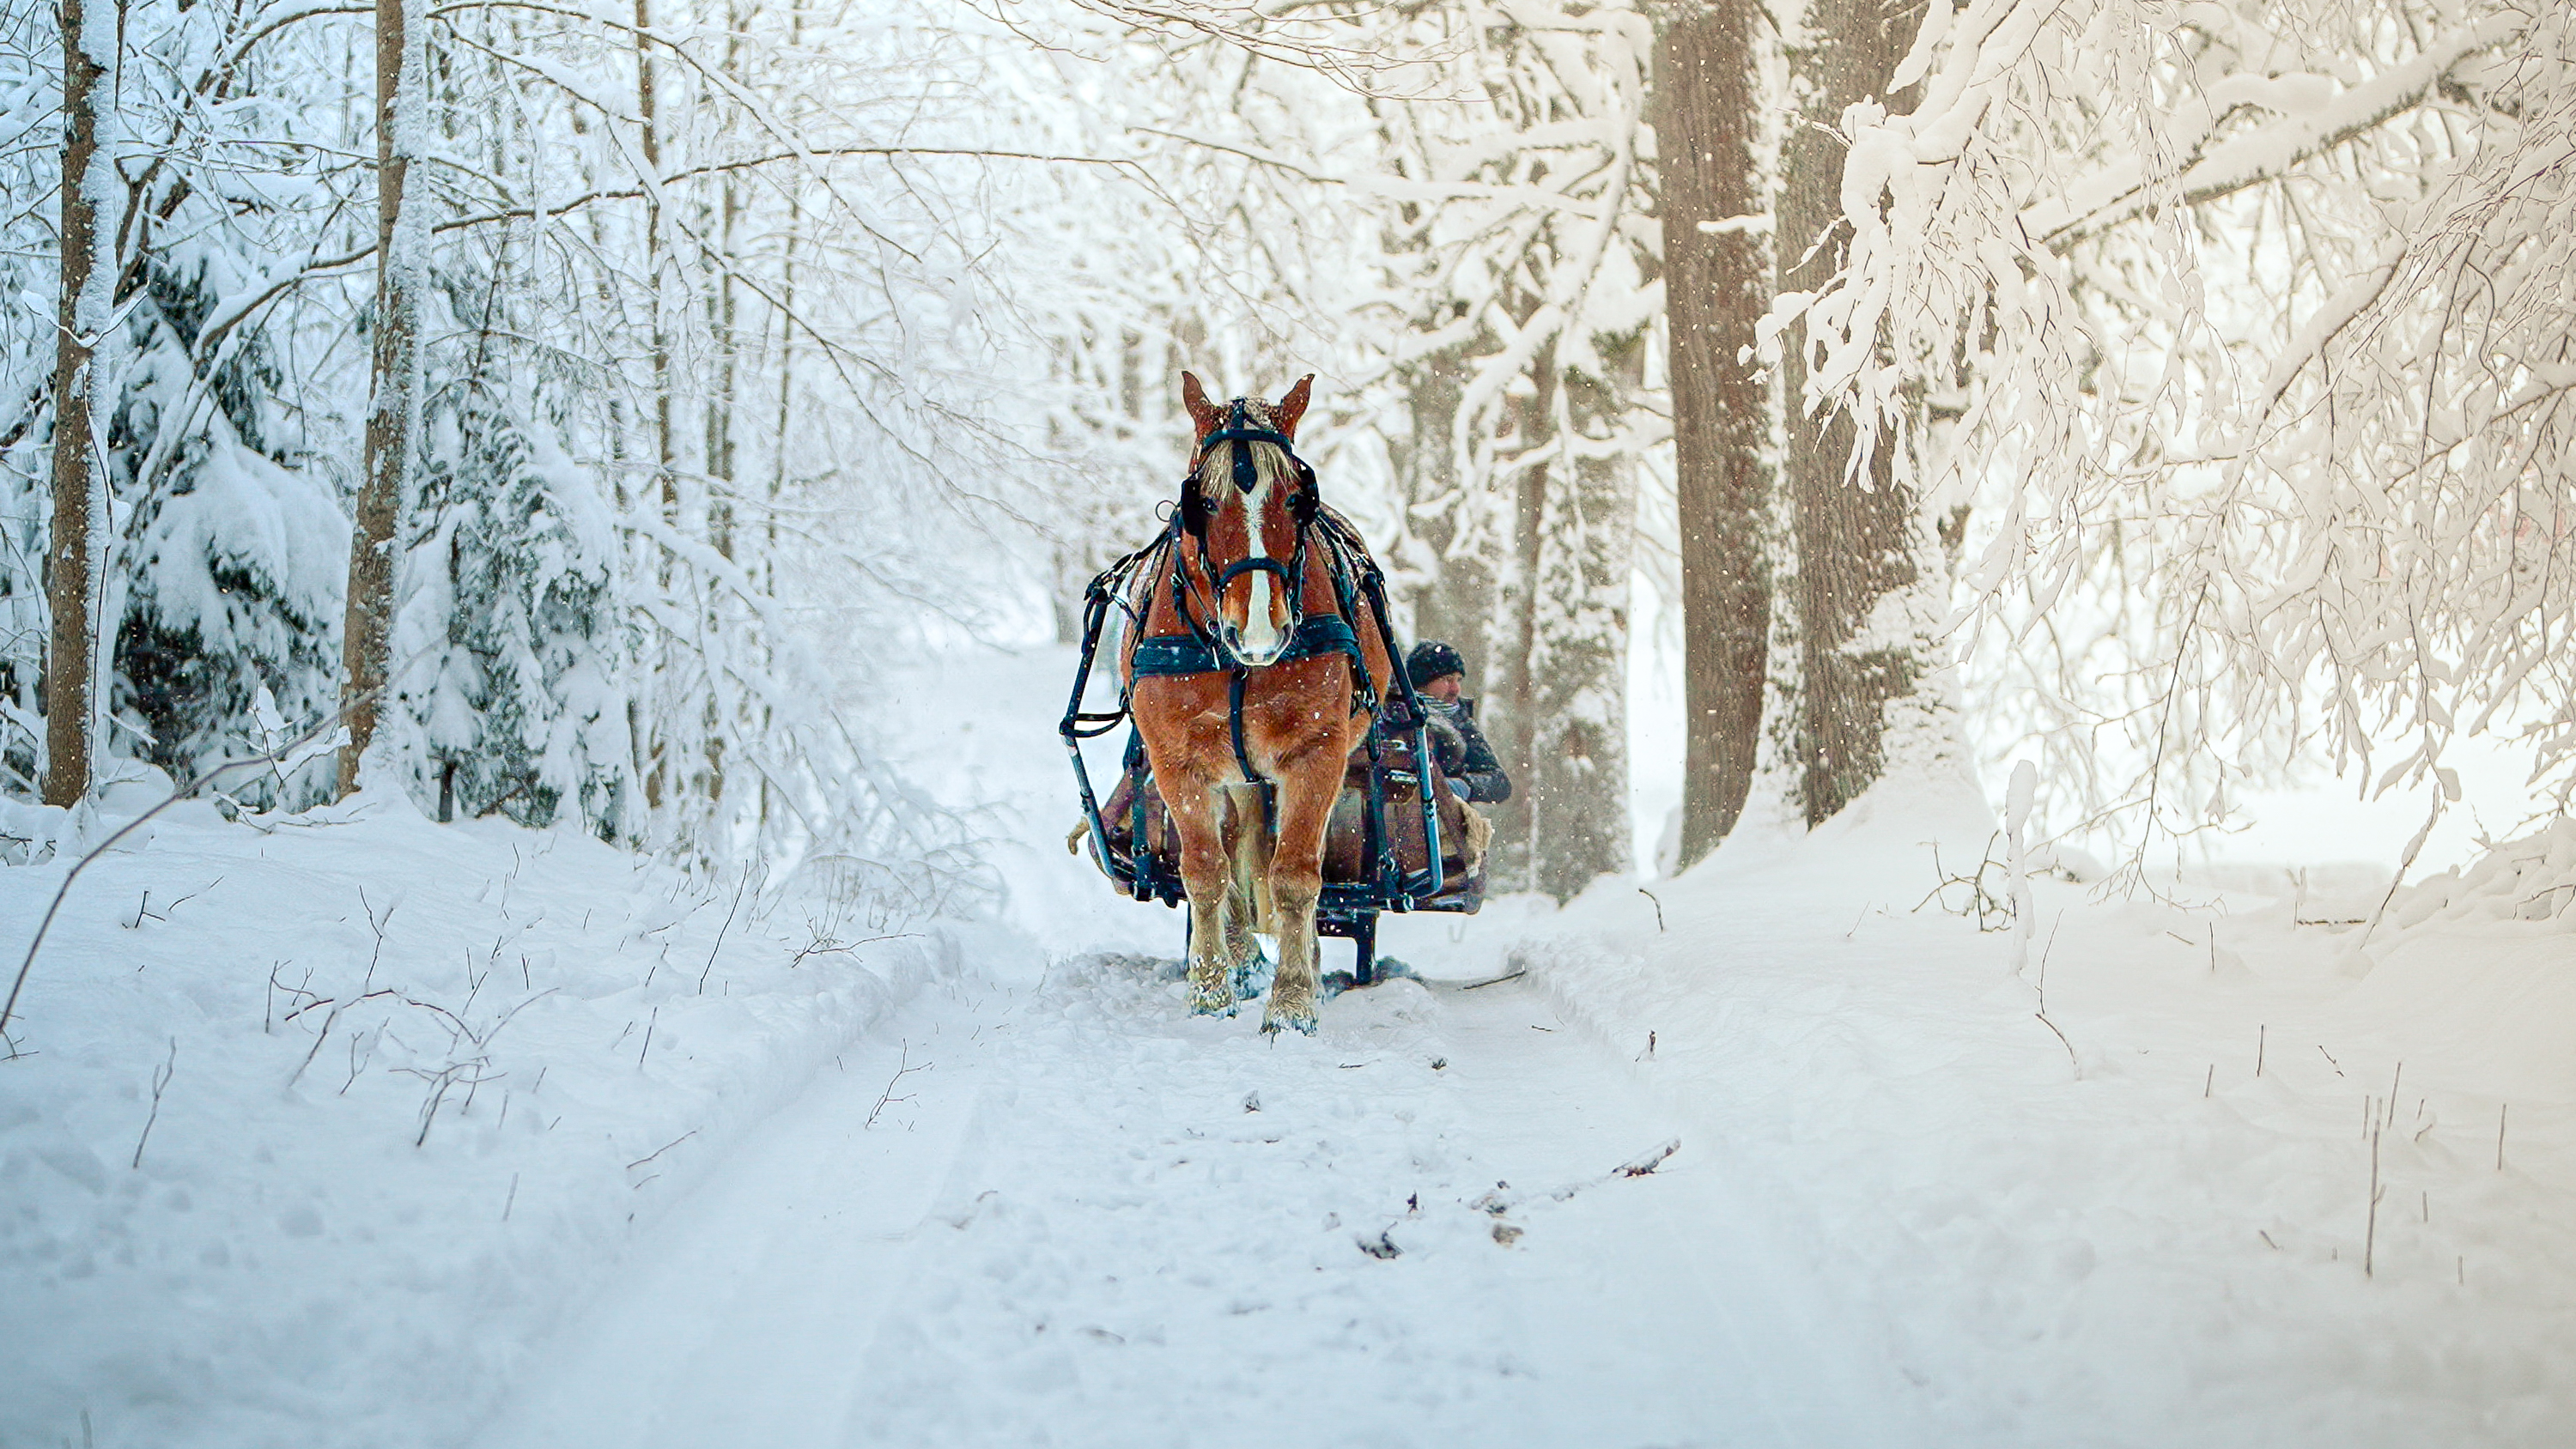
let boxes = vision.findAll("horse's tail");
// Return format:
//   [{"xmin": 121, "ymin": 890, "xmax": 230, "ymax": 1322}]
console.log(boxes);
[{"xmin": 1219, "ymin": 781, "xmax": 1278, "ymax": 935}]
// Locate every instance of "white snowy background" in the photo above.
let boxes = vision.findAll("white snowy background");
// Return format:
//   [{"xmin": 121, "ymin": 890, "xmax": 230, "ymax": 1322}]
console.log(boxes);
[{"xmin": 5, "ymin": 0, "xmax": 2575, "ymax": 1444}]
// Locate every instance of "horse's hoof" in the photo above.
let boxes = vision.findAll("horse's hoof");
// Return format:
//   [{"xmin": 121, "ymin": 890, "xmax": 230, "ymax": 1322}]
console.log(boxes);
[
  {"xmin": 1188, "ymin": 979, "xmax": 1238, "ymax": 1016},
  {"xmin": 1231, "ymin": 947, "xmax": 1275, "ymax": 1002},
  {"xmin": 1261, "ymin": 1003, "xmax": 1319, "ymax": 1036}
]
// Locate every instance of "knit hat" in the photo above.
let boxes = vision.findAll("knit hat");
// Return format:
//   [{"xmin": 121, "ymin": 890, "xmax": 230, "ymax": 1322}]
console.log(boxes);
[{"xmin": 1406, "ymin": 640, "xmax": 1466, "ymax": 688}]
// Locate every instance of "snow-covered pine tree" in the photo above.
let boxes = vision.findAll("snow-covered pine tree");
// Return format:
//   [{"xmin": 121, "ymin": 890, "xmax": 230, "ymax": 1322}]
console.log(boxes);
[
  {"xmin": 404, "ymin": 320, "xmax": 634, "ymax": 836},
  {"xmin": 0, "ymin": 0, "xmax": 363, "ymax": 809},
  {"xmin": 112, "ymin": 252, "xmax": 348, "ymax": 811}
]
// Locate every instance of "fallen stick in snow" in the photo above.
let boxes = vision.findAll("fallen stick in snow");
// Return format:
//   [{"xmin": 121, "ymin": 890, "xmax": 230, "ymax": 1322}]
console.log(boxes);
[
  {"xmin": 696, "ymin": 867, "xmax": 760, "ymax": 994},
  {"xmin": 867, "ymin": 1041, "xmax": 932, "ymax": 1128},
  {"xmin": 2027, "ymin": 912, "xmax": 2078, "ymax": 1077},
  {"xmin": 1455, "ymin": 967, "xmax": 1528, "ymax": 991},
  {"xmin": 1617, "ymin": 1138, "xmax": 1680, "ymax": 1177},
  {"xmin": 627, "ymin": 1130, "xmax": 698, "ymax": 1171},
  {"xmin": 1470, "ymin": 1137, "xmax": 1683, "ymax": 1216},
  {"xmin": 131, "ymin": 1038, "xmax": 178, "ymax": 1169}
]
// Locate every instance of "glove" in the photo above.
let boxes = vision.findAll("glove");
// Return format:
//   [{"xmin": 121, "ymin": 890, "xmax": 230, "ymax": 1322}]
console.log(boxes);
[
  {"xmin": 1445, "ymin": 775, "xmax": 1472, "ymax": 803},
  {"xmin": 1423, "ymin": 712, "xmax": 1468, "ymax": 776}
]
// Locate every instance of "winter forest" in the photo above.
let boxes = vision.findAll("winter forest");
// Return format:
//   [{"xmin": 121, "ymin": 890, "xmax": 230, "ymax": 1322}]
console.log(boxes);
[{"xmin": 6, "ymin": 0, "xmax": 2575, "ymax": 1442}]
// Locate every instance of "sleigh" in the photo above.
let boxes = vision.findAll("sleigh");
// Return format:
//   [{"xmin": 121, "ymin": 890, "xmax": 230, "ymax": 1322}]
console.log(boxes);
[{"xmin": 1060, "ymin": 575, "xmax": 1485, "ymax": 987}]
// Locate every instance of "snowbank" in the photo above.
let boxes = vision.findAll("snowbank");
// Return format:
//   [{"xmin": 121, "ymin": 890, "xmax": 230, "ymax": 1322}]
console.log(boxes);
[
  {"xmin": 1432, "ymin": 779, "xmax": 2576, "ymax": 1446},
  {"xmin": 0, "ymin": 786, "xmax": 960, "ymax": 1449}
]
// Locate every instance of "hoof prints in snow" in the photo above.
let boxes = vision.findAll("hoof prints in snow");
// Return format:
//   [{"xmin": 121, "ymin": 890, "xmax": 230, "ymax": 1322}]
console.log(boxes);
[{"xmin": 836, "ymin": 950, "xmax": 1753, "ymax": 1448}]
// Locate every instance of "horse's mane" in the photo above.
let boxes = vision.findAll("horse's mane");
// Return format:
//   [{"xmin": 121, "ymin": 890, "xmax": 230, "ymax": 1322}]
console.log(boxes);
[{"xmin": 1188, "ymin": 398, "xmax": 1300, "ymax": 498}]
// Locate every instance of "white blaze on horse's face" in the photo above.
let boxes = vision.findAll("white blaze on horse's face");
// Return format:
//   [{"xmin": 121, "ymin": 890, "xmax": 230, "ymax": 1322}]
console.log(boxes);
[{"xmin": 1200, "ymin": 433, "xmax": 1298, "ymax": 668}]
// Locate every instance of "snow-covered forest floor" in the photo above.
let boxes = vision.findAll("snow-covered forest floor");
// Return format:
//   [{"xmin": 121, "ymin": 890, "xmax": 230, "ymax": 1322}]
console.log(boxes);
[{"xmin": 7, "ymin": 645, "xmax": 2574, "ymax": 1448}]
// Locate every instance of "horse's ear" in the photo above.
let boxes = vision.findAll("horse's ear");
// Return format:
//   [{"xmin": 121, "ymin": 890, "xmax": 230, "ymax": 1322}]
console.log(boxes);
[
  {"xmin": 1273, "ymin": 373, "xmax": 1315, "ymax": 440},
  {"xmin": 1181, "ymin": 372, "xmax": 1221, "ymax": 440}
]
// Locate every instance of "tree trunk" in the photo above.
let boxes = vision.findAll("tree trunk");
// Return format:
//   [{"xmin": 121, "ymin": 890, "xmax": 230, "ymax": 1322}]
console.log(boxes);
[
  {"xmin": 1479, "ymin": 346, "xmax": 1558, "ymax": 892},
  {"xmin": 636, "ymin": 0, "xmax": 673, "ymax": 504},
  {"xmin": 1777, "ymin": 0, "xmax": 1929, "ymax": 827},
  {"xmin": 339, "ymin": 0, "xmax": 427, "ymax": 795},
  {"xmin": 1658, "ymin": 0, "xmax": 1771, "ymax": 864},
  {"xmin": 1389, "ymin": 346, "xmax": 1465, "ymax": 639},
  {"xmin": 1527, "ymin": 346, "xmax": 1641, "ymax": 901},
  {"xmin": 704, "ymin": 0, "xmax": 743, "ymax": 556},
  {"xmin": 634, "ymin": 0, "xmax": 673, "ymax": 811},
  {"xmin": 1392, "ymin": 346, "xmax": 1490, "ymax": 669},
  {"xmin": 45, "ymin": 0, "xmax": 117, "ymax": 806}
]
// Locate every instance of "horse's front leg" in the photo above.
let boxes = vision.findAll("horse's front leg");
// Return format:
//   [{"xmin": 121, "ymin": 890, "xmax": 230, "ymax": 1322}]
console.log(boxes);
[
  {"xmin": 1161, "ymin": 773, "xmax": 1238, "ymax": 1016},
  {"xmin": 1218, "ymin": 782, "xmax": 1273, "ymax": 1001},
  {"xmin": 1261, "ymin": 743, "xmax": 1346, "ymax": 1036}
]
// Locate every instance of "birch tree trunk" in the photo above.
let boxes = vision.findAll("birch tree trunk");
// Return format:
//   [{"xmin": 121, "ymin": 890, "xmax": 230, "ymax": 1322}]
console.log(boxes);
[
  {"xmin": 636, "ymin": 0, "xmax": 672, "ymax": 500},
  {"xmin": 1777, "ymin": 0, "xmax": 1927, "ymax": 827},
  {"xmin": 45, "ymin": 0, "xmax": 118, "ymax": 806},
  {"xmin": 1658, "ymin": 0, "xmax": 1771, "ymax": 863},
  {"xmin": 338, "ymin": 0, "xmax": 428, "ymax": 795},
  {"xmin": 634, "ymin": 0, "xmax": 673, "ymax": 811}
]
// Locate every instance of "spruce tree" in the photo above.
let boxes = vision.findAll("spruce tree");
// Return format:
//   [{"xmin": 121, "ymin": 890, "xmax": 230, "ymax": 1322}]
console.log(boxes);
[{"xmin": 405, "ymin": 358, "xmax": 635, "ymax": 839}]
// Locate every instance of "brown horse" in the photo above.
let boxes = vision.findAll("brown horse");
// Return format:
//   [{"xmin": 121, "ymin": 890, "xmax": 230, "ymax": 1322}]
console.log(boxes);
[{"xmin": 1121, "ymin": 373, "xmax": 1395, "ymax": 1034}]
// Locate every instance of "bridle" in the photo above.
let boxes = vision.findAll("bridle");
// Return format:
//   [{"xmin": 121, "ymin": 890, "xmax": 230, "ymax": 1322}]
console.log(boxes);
[{"xmin": 1172, "ymin": 398, "xmax": 1321, "ymax": 667}]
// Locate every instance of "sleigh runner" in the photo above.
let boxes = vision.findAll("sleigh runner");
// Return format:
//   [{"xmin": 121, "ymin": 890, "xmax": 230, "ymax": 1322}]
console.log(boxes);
[{"xmin": 1060, "ymin": 385, "xmax": 1484, "ymax": 997}]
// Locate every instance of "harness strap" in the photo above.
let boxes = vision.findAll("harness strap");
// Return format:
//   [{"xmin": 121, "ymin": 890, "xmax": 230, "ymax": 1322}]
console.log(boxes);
[
  {"xmin": 1227, "ymin": 670, "xmax": 1259, "ymax": 787},
  {"xmin": 1128, "ymin": 613, "xmax": 1364, "ymax": 678}
]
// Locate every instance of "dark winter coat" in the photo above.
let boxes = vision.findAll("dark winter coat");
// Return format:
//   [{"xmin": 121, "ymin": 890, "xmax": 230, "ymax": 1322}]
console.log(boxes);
[{"xmin": 1422, "ymin": 697, "xmax": 1511, "ymax": 804}]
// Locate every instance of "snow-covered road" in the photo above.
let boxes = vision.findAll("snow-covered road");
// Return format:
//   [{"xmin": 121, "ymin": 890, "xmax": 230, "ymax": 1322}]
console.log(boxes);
[
  {"xmin": 473, "ymin": 944, "xmax": 1906, "ymax": 1448},
  {"xmin": 17, "ymin": 643, "xmax": 2571, "ymax": 1448}
]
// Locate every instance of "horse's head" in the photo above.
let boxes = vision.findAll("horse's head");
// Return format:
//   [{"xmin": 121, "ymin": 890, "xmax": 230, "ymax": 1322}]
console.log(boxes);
[{"xmin": 1179, "ymin": 371, "xmax": 1317, "ymax": 668}]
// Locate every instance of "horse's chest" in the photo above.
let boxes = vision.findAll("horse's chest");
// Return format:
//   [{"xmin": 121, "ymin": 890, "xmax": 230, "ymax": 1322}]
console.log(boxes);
[{"xmin": 1138, "ymin": 677, "xmax": 1354, "ymax": 774}]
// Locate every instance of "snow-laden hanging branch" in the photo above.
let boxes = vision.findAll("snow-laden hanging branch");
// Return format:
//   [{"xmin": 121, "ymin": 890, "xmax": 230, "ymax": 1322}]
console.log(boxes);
[
  {"xmin": 969, "ymin": 0, "xmax": 1465, "ymax": 95},
  {"xmin": 0, "ymin": 0, "xmax": 1139, "ymax": 889},
  {"xmin": 360, "ymin": 0, "xmax": 1072, "ymax": 863},
  {"xmin": 1767, "ymin": 0, "xmax": 2575, "ymax": 866},
  {"xmin": 1347, "ymin": 0, "xmax": 1661, "ymax": 895}
]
